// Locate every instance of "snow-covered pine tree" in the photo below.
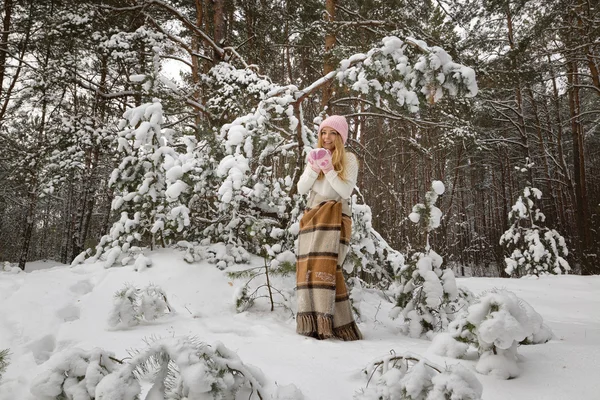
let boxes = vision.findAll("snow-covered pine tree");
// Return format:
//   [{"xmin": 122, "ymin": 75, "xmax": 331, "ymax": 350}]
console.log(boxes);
[
  {"xmin": 108, "ymin": 283, "xmax": 172, "ymax": 329},
  {"xmin": 229, "ymin": 247, "xmax": 296, "ymax": 313},
  {"xmin": 107, "ymin": 284, "xmax": 139, "ymax": 329},
  {"xmin": 500, "ymin": 186, "xmax": 570, "ymax": 276},
  {"xmin": 390, "ymin": 181, "xmax": 461, "ymax": 338},
  {"xmin": 346, "ymin": 196, "xmax": 405, "ymax": 289},
  {"xmin": 30, "ymin": 347, "xmax": 120, "ymax": 399},
  {"xmin": 355, "ymin": 351, "xmax": 482, "ymax": 400},
  {"xmin": 86, "ymin": 100, "xmax": 175, "ymax": 268},
  {"xmin": 430, "ymin": 289, "xmax": 554, "ymax": 379},
  {"xmin": 0, "ymin": 349, "xmax": 9, "ymax": 381},
  {"xmin": 80, "ymin": 96, "xmax": 221, "ymax": 268},
  {"xmin": 95, "ymin": 336, "xmax": 302, "ymax": 400}
]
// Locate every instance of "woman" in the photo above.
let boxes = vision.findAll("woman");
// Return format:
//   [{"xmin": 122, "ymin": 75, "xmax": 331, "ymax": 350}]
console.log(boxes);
[{"xmin": 295, "ymin": 115, "xmax": 362, "ymax": 341}]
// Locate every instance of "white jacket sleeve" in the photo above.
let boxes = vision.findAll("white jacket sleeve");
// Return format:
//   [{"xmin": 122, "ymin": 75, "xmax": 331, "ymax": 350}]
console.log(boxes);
[
  {"xmin": 297, "ymin": 164, "xmax": 319, "ymax": 195},
  {"xmin": 324, "ymin": 152, "xmax": 358, "ymax": 199}
]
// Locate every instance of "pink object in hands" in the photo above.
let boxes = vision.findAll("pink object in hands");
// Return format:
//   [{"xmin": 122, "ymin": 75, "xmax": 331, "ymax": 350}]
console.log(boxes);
[
  {"xmin": 308, "ymin": 158, "xmax": 320, "ymax": 172},
  {"xmin": 308, "ymin": 148, "xmax": 330, "ymax": 172},
  {"xmin": 309, "ymin": 148, "xmax": 330, "ymax": 161},
  {"xmin": 318, "ymin": 151, "xmax": 333, "ymax": 173}
]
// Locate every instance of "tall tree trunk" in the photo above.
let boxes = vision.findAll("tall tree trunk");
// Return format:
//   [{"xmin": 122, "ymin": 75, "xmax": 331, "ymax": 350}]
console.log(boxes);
[
  {"xmin": 525, "ymin": 87, "xmax": 556, "ymax": 224},
  {"xmin": 75, "ymin": 147, "xmax": 99, "ymax": 260},
  {"xmin": 576, "ymin": 0, "xmax": 600, "ymax": 94},
  {"xmin": 0, "ymin": 0, "xmax": 12, "ymax": 97},
  {"xmin": 17, "ymin": 0, "xmax": 54, "ymax": 269},
  {"xmin": 505, "ymin": 2, "xmax": 532, "ymax": 182},
  {"xmin": 321, "ymin": 0, "xmax": 336, "ymax": 108},
  {"xmin": 213, "ymin": 0, "xmax": 225, "ymax": 62},
  {"xmin": 192, "ymin": 0, "xmax": 204, "ymax": 128},
  {"xmin": 61, "ymin": 179, "xmax": 74, "ymax": 264},
  {"xmin": 0, "ymin": 0, "xmax": 32, "ymax": 123},
  {"xmin": 18, "ymin": 186, "xmax": 37, "ymax": 270},
  {"xmin": 566, "ymin": 59, "xmax": 592, "ymax": 273},
  {"xmin": 548, "ymin": 55, "xmax": 574, "ymax": 231}
]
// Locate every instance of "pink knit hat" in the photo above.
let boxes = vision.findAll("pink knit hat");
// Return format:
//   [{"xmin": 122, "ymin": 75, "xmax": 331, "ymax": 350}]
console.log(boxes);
[{"xmin": 318, "ymin": 115, "xmax": 348, "ymax": 144}]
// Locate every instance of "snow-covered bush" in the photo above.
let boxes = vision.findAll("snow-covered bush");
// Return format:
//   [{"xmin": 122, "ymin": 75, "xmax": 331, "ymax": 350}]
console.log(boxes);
[
  {"xmin": 346, "ymin": 197, "xmax": 404, "ymax": 289},
  {"xmin": 96, "ymin": 336, "xmax": 302, "ymax": 400},
  {"xmin": 108, "ymin": 284, "xmax": 172, "ymax": 329},
  {"xmin": 355, "ymin": 352, "xmax": 482, "ymax": 400},
  {"xmin": 79, "ymin": 100, "xmax": 221, "ymax": 269},
  {"xmin": 30, "ymin": 348, "xmax": 120, "ymax": 400},
  {"xmin": 229, "ymin": 250, "xmax": 296, "ymax": 313},
  {"xmin": 430, "ymin": 289, "xmax": 553, "ymax": 379},
  {"xmin": 390, "ymin": 181, "xmax": 461, "ymax": 338},
  {"xmin": 500, "ymin": 186, "xmax": 570, "ymax": 276},
  {"xmin": 0, "ymin": 349, "xmax": 9, "ymax": 381},
  {"xmin": 1, "ymin": 261, "xmax": 21, "ymax": 274},
  {"xmin": 177, "ymin": 240, "xmax": 251, "ymax": 270}
]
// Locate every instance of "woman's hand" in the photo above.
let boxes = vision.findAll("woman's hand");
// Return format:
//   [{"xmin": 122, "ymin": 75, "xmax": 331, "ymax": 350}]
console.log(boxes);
[
  {"xmin": 317, "ymin": 150, "xmax": 333, "ymax": 173},
  {"xmin": 308, "ymin": 148, "xmax": 330, "ymax": 172}
]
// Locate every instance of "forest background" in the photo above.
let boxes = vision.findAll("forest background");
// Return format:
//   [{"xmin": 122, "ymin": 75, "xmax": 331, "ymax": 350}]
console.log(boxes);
[{"xmin": 0, "ymin": 0, "xmax": 598, "ymax": 276}]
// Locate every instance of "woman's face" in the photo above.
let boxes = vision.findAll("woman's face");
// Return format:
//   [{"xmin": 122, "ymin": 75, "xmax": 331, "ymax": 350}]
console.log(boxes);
[{"xmin": 320, "ymin": 127, "xmax": 339, "ymax": 151}]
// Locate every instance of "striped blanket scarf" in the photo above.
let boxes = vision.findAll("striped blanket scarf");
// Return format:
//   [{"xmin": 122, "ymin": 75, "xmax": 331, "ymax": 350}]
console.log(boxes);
[{"xmin": 296, "ymin": 200, "xmax": 362, "ymax": 341}]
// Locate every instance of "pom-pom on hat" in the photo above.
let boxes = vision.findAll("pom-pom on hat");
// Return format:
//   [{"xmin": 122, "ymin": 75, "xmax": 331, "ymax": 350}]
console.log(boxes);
[{"xmin": 318, "ymin": 115, "xmax": 348, "ymax": 144}]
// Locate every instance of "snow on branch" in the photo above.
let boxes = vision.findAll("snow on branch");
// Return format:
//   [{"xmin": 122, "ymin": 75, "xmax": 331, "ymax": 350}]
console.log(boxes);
[
  {"xmin": 431, "ymin": 289, "xmax": 554, "ymax": 380},
  {"xmin": 355, "ymin": 351, "xmax": 482, "ymax": 400},
  {"xmin": 215, "ymin": 35, "xmax": 478, "ymax": 219},
  {"xmin": 94, "ymin": 336, "xmax": 301, "ymax": 400},
  {"xmin": 30, "ymin": 348, "xmax": 121, "ymax": 399}
]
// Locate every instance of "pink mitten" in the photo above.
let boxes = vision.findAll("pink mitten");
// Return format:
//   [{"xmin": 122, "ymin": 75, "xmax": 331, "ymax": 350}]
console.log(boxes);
[
  {"xmin": 318, "ymin": 151, "xmax": 333, "ymax": 173},
  {"xmin": 308, "ymin": 148, "xmax": 330, "ymax": 172}
]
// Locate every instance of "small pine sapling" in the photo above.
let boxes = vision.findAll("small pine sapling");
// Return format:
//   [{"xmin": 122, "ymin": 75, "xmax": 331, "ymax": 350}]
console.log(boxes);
[
  {"xmin": 500, "ymin": 185, "xmax": 570, "ymax": 276},
  {"xmin": 30, "ymin": 348, "xmax": 121, "ymax": 399},
  {"xmin": 390, "ymin": 181, "xmax": 461, "ymax": 338},
  {"xmin": 108, "ymin": 284, "xmax": 173, "ymax": 329},
  {"xmin": 430, "ymin": 289, "xmax": 554, "ymax": 379},
  {"xmin": 96, "ymin": 336, "xmax": 300, "ymax": 400},
  {"xmin": 108, "ymin": 284, "xmax": 139, "ymax": 329},
  {"xmin": 139, "ymin": 285, "xmax": 173, "ymax": 321},
  {"xmin": 0, "ymin": 349, "xmax": 9, "ymax": 381},
  {"xmin": 229, "ymin": 249, "xmax": 296, "ymax": 313},
  {"xmin": 355, "ymin": 351, "xmax": 482, "ymax": 400},
  {"xmin": 346, "ymin": 196, "xmax": 402, "ymax": 289}
]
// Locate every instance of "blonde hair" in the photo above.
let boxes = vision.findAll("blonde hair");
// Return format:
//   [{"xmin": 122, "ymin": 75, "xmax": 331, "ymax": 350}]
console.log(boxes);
[{"xmin": 317, "ymin": 132, "xmax": 347, "ymax": 180}]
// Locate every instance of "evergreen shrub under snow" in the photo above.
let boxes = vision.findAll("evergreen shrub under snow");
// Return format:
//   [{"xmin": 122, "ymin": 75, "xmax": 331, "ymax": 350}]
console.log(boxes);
[
  {"xmin": 96, "ymin": 336, "xmax": 301, "ymax": 400},
  {"xmin": 430, "ymin": 289, "xmax": 553, "ymax": 379},
  {"xmin": 30, "ymin": 348, "xmax": 120, "ymax": 400},
  {"xmin": 346, "ymin": 196, "xmax": 405, "ymax": 289},
  {"xmin": 108, "ymin": 284, "xmax": 173, "ymax": 329},
  {"xmin": 390, "ymin": 181, "xmax": 462, "ymax": 338},
  {"xmin": 229, "ymin": 249, "xmax": 296, "ymax": 313},
  {"xmin": 177, "ymin": 240, "xmax": 251, "ymax": 270},
  {"xmin": 355, "ymin": 352, "xmax": 482, "ymax": 400},
  {"xmin": 0, "ymin": 349, "xmax": 9, "ymax": 382},
  {"xmin": 500, "ymin": 186, "xmax": 570, "ymax": 276},
  {"xmin": 29, "ymin": 337, "xmax": 301, "ymax": 400}
]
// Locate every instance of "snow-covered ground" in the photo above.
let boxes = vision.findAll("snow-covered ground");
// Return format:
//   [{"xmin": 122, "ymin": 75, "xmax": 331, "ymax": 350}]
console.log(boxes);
[{"xmin": 1, "ymin": 249, "xmax": 598, "ymax": 399}]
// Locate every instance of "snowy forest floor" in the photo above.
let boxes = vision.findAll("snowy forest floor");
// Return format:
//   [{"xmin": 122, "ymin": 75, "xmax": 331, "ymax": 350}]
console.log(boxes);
[{"xmin": 1, "ymin": 248, "xmax": 599, "ymax": 400}]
